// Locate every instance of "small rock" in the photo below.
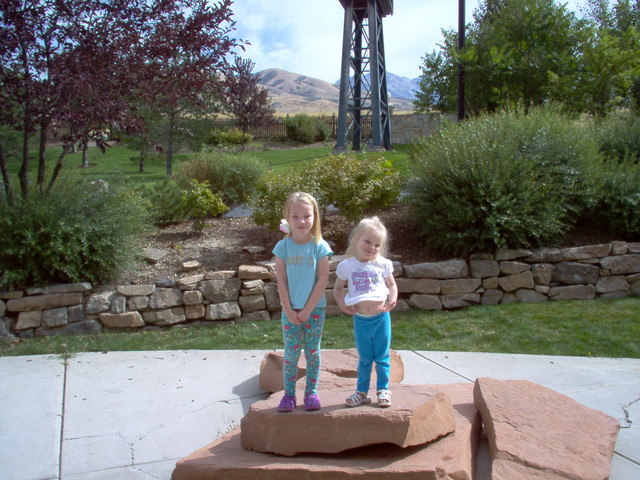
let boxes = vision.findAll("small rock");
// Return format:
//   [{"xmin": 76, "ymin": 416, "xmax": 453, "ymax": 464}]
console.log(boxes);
[
  {"xmin": 182, "ymin": 260, "xmax": 201, "ymax": 271},
  {"xmin": 142, "ymin": 247, "xmax": 169, "ymax": 264},
  {"xmin": 242, "ymin": 246, "xmax": 266, "ymax": 254}
]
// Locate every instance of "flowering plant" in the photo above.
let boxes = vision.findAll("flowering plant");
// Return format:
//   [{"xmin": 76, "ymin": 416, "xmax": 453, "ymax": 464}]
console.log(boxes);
[{"xmin": 279, "ymin": 219, "xmax": 289, "ymax": 234}]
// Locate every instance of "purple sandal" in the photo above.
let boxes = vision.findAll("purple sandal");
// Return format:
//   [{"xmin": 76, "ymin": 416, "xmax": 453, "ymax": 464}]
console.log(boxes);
[
  {"xmin": 304, "ymin": 393, "xmax": 321, "ymax": 411},
  {"xmin": 277, "ymin": 394, "xmax": 296, "ymax": 413}
]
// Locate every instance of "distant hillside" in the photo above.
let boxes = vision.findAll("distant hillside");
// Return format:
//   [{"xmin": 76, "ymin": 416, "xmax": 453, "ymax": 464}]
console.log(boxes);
[
  {"xmin": 257, "ymin": 68, "xmax": 417, "ymax": 114},
  {"xmin": 333, "ymin": 71, "xmax": 420, "ymax": 100},
  {"xmin": 385, "ymin": 72, "xmax": 420, "ymax": 100}
]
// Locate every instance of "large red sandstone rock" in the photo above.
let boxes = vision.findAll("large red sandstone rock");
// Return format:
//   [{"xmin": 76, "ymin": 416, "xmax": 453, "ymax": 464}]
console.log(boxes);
[
  {"xmin": 240, "ymin": 384, "xmax": 456, "ymax": 456},
  {"xmin": 259, "ymin": 348, "xmax": 405, "ymax": 393},
  {"xmin": 172, "ymin": 383, "xmax": 481, "ymax": 480},
  {"xmin": 474, "ymin": 377, "xmax": 620, "ymax": 480}
]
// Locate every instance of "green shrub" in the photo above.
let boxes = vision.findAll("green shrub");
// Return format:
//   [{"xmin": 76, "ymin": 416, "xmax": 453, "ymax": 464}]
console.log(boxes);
[
  {"xmin": 251, "ymin": 152, "xmax": 402, "ymax": 229},
  {"xmin": 408, "ymin": 107, "xmax": 601, "ymax": 255},
  {"xmin": 208, "ymin": 127, "xmax": 252, "ymax": 147},
  {"xmin": 593, "ymin": 157, "xmax": 640, "ymax": 237},
  {"xmin": 595, "ymin": 111, "xmax": 640, "ymax": 163},
  {"xmin": 251, "ymin": 166, "xmax": 319, "ymax": 230},
  {"xmin": 142, "ymin": 179, "xmax": 190, "ymax": 225},
  {"xmin": 0, "ymin": 177, "xmax": 152, "ymax": 290},
  {"xmin": 313, "ymin": 152, "xmax": 402, "ymax": 220},
  {"xmin": 180, "ymin": 180, "xmax": 228, "ymax": 232},
  {"xmin": 176, "ymin": 151, "xmax": 264, "ymax": 207},
  {"xmin": 285, "ymin": 114, "xmax": 329, "ymax": 144}
]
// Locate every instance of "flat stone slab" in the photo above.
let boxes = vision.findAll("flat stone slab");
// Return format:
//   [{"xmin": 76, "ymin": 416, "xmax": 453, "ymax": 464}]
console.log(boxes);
[
  {"xmin": 172, "ymin": 383, "xmax": 481, "ymax": 480},
  {"xmin": 259, "ymin": 348, "xmax": 405, "ymax": 393},
  {"xmin": 142, "ymin": 247, "xmax": 169, "ymax": 264},
  {"xmin": 474, "ymin": 377, "xmax": 620, "ymax": 480},
  {"xmin": 241, "ymin": 383, "xmax": 456, "ymax": 456}
]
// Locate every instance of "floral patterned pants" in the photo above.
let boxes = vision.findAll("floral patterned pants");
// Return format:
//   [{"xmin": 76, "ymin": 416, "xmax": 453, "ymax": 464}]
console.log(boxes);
[{"xmin": 281, "ymin": 307, "xmax": 325, "ymax": 397}]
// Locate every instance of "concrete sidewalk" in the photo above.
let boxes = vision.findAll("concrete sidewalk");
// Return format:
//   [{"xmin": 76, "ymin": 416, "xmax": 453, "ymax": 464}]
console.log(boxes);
[{"xmin": 1, "ymin": 350, "xmax": 639, "ymax": 480}]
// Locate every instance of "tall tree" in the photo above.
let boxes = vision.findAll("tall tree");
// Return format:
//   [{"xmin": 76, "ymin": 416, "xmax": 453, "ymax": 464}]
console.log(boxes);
[
  {"xmin": 568, "ymin": 0, "xmax": 640, "ymax": 114},
  {"xmin": 414, "ymin": 0, "xmax": 639, "ymax": 115},
  {"xmin": 223, "ymin": 57, "xmax": 275, "ymax": 149},
  {"xmin": 414, "ymin": 30, "xmax": 459, "ymax": 113},
  {"xmin": 139, "ymin": 0, "xmax": 239, "ymax": 175},
  {"xmin": 0, "ymin": 0, "xmax": 240, "ymax": 199},
  {"xmin": 463, "ymin": 0, "xmax": 580, "ymax": 113}
]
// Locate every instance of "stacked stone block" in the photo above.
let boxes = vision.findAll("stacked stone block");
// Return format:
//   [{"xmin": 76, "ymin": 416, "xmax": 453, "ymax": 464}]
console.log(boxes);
[
  {"xmin": 1, "ymin": 241, "xmax": 638, "ymax": 338},
  {"xmin": 391, "ymin": 112, "xmax": 456, "ymax": 144},
  {"xmin": 171, "ymin": 350, "xmax": 620, "ymax": 479}
]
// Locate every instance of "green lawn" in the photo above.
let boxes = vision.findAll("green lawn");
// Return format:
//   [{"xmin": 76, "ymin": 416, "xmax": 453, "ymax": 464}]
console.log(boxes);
[
  {"xmin": 3, "ymin": 142, "xmax": 638, "ymax": 360},
  {"xmin": 4, "ymin": 142, "xmax": 413, "ymax": 188},
  {"xmin": 4, "ymin": 144, "xmax": 185, "ymax": 186},
  {"xmin": 2, "ymin": 298, "xmax": 639, "ymax": 358},
  {"xmin": 250, "ymin": 145, "xmax": 334, "ymax": 173}
]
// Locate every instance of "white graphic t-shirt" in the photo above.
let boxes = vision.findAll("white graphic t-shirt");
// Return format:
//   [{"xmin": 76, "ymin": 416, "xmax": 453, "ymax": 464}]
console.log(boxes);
[{"xmin": 336, "ymin": 256, "xmax": 393, "ymax": 306}]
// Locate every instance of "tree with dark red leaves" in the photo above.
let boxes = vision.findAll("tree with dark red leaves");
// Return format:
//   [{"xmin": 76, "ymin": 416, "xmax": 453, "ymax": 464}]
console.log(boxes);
[
  {"xmin": 223, "ymin": 57, "xmax": 275, "ymax": 151},
  {"xmin": 0, "ymin": 0, "xmax": 241, "ymax": 202}
]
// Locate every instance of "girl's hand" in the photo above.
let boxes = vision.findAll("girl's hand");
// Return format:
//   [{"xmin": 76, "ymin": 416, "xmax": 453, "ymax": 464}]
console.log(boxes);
[
  {"xmin": 382, "ymin": 300, "xmax": 397, "ymax": 312},
  {"xmin": 339, "ymin": 304, "xmax": 356, "ymax": 315},
  {"xmin": 296, "ymin": 309, "xmax": 311, "ymax": 324},
  {"xmin": 284, "ymin": 307, "xmax": 302, "ymax": 325}
]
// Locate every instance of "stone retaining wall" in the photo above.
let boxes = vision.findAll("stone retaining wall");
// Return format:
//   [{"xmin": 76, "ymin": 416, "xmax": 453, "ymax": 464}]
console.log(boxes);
[
  {"xmin": 1, "ymin": 241, "xmax": 639, "ymax": 338},
  {"xmin": 391, "ymin": 112, "xmax": 456, "ymax": 144}
]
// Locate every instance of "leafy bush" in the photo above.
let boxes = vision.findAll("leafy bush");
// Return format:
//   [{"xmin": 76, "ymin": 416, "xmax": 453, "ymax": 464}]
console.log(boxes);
[
  {"xmin": 0, "ymin": 177, "xmax": 152, "ymax": 290},
  {"xmin": 208, "ymin": 127, "xmax": 252, "ymax": 147},
  {"xmin": 181, "ymin": 180, "xmax": 228, "ymax": 232},
  {"xmin": 142, "ymin": 179, "xmax": 190, "ymax": 225},
  {"xmin": 251, "ymin": 152, "xmax": 402, "ymax": 229},
  {"xmin": 176, "ymin": 151, "xmax": 265, "ymax": 207},
  {"xmin": 408, "ymin": 107, "xmax": 601, "ymax": 255},
  {"xmin": 251, "ymin": 165, "xmax": 319, "ymax": 230},
  {"xmin": 592, "ymin": 157, "xmax": 640, "ymax": 237},
  {"xmin": 285, "ymin": 114, "xmax": 329, "ymax": 144},
  {"xmin": 313, "ymin": 152, "xmax": 402, "ymax": 220},
  {"xmin": 595, "ymin": 111, "xmax": 640, "ymax": 163}
]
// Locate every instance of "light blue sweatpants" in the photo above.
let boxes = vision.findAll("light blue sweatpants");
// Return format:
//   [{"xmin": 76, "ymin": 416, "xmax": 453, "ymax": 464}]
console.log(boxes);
[{"xmin": 353, "ymin": 311, "xmax": 391, "ymax": 393}]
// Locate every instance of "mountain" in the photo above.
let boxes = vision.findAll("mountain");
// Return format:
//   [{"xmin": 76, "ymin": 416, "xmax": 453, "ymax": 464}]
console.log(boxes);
[
  {"xmin": 385, "ymin": 72, "xmax": 421, "ymax": 100},
  {"xmin": 257, "ymin": 69, "xmax": 340, "ymax": 114},
  {"xmin": 257, "ymin": 68, "xmax": 418, "ymax": 114},
  {"xmin": 333, "ymin": 72, "xmax": 419, "ymax": 100}
]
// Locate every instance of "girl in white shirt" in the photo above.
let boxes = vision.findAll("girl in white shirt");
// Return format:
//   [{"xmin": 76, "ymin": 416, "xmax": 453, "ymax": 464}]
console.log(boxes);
[{"xmin": 334, "ymin": 217, "xmax": 397, "ymax": 408}]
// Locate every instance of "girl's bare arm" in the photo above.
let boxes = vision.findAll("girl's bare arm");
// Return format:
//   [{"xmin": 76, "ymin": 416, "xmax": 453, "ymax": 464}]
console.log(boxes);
[
  {"xmin": 333, "ymin": 276, "xmax": 356, "ymax": 315},
  {"xmin": 383, "ymin": 274, "xmax": 398, "ymax": 312},
  {"xmin": 299, "ymin": 255, "xmax": 331, "ymax": 322},
  {"xmin": 274, "ymin": 256, "xmax": 299, "ymax": 323}
]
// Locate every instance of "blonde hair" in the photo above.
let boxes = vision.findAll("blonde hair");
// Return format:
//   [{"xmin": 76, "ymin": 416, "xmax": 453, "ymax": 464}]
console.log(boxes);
[
  {"xmin": 345, "ymin": 216, "xmax": 389, "ymax": 259},
  {"xmin": 283, "ymin": 192, "xmax": 323, "ymax": 243}
]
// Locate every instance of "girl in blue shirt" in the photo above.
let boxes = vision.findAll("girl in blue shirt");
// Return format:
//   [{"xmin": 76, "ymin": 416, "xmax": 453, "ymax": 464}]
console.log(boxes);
[{"xmin": 272, "ymin": 192, "xmax": 332, "ymax": 412}]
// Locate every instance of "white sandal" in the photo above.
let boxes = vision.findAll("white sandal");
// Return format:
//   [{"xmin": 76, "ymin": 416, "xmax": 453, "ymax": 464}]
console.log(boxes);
[
  {"xmin": 345, "ymin": 391, "xmax": 372, "ymax": 408},
  {"xmin": 377, "ymin": 389, "xmax": 392, "ymax": 408}
]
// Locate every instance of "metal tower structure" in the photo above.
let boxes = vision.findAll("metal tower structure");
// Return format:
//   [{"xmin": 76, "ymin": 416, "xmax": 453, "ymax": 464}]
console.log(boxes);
[{"xmin": 334, "ymin": 0, "xmax": 393, "ymax": 152}]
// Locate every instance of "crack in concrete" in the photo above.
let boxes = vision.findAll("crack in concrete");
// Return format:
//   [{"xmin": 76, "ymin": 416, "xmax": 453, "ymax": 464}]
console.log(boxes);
[
  {"xmin": 621, "ymin": 395, "xmax": 639, "ymax": 429},
  {"xmin": 411, "ymin": 350, "xmax": 474, "ymax": 383}
]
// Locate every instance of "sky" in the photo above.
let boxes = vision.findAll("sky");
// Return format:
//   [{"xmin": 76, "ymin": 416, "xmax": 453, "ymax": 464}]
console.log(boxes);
[{"xmin": 229, "ymin": 0, "xmax": 588, "ymax": 84}]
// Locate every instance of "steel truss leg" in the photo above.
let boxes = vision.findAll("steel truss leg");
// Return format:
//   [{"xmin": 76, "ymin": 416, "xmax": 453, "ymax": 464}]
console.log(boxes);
[{"xmin": 334, "ymin": 0, "xmax": 392, "ymax": 153}]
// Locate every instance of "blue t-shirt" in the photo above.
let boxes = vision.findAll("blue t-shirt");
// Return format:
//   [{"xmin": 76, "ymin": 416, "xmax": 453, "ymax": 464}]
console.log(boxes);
[{"xmin": 273, "ymin": 237, "xmax": 333, "ymax": 309}]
